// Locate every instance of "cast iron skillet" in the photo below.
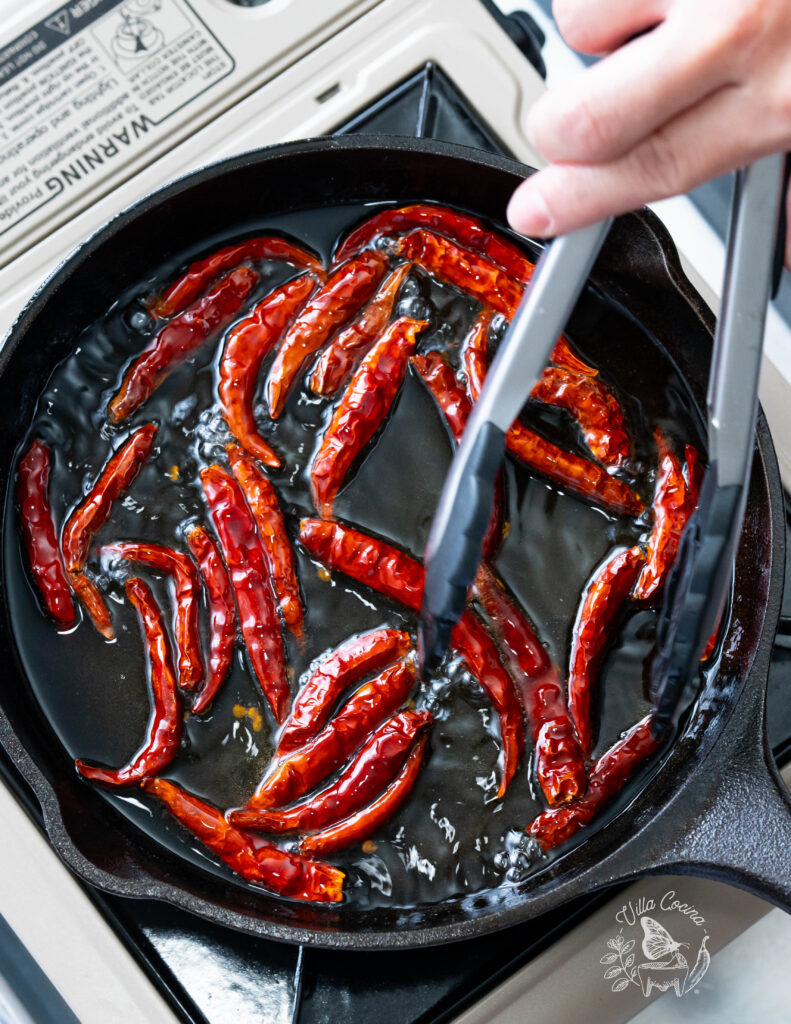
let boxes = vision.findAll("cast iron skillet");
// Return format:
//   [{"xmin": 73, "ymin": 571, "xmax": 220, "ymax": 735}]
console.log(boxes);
[{"xmin": 0, "ymin": 137, "xmax": 789, "ymax": 950}]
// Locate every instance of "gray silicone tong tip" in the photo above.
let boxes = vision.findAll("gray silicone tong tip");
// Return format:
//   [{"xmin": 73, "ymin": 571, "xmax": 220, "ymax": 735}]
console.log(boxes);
[
  {"xmin": 650, "ymin": 152, "xmax": 789, "ymax": 737},
  {"xmin": 418, "ymin": 218, "xmax": 614, "ymax": 678}
]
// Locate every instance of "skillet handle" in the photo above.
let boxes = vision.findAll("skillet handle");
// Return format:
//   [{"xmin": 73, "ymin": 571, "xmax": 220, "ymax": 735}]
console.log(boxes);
[{"xmin": 609, "ymin": 657, "xmax": 791, "ymax": 912}]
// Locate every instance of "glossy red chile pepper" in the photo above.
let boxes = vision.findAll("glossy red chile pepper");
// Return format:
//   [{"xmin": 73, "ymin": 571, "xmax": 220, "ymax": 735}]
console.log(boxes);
[
  {"xmin": 110, "ymin": 267, "xmax": 258, "ymax": 422},
  {"xmin": 17, "ymin": 440, "xmax": 76, "ymax": 627},
  {"xmin": 148, "ymin": 236, "xmax": 324, "ymax": 319},
  {"xmin": 310, "ymin": 262, "xmax": 412, "ymax": 397},
  {"xmin": 332, "ymin": 203, "xmax": 535, "ymax": 285},
  {"xmin": 633, "ymin": 430, "xmax": 694, "ymax": 602},
  {"xmin": 311, "ymin": 316, "xmax": 425, "ymax": 518},
  {"xmin": 535, "ymin": 720, "xmax": 590, "ymax": 808},
  {"xmin": 102, "ymin": 542, "xmax": 203, "ymax": 691},
  {"xmin": 473, "ymin": 565, "xmax": 550, "ymax": 680},
  {"xmin": 506, "ymin": 423, "xmax": 643, "ymax": 515},
  {"xmin": 61, "ymin": 423, "xmax": 157, "ymax": 639},
  {"xmin": 460, "ymin": 308, "xmax": 492, "ymax": 401},
  {"xmin": 75, "ymin": 577, "xmax": 181, "ymax": 786},
  {"xmin": 473, "ymin": 564, "xmax": 587, "ymax": 805},
  {"xmin": 266, "ymin": 251, "xmax": 389, "ymax": 419},
  {"xmin": 412, "ymin": 351, "xmax": 472, "ymax": 444},
  {"xmin": 186, "ymin": 526, "xmax": 235, "ymax": 715},
  {"xmin": 300, "ymin": 734, "xmax": 429, "ymax": 857},
  {"xmin": 141, "ymin": 777, "xmax": 344, "ymax": 902},
  {"xmin": 226, "ymin": 444, "xmax": 304, "ymax": 640},
  {"xmin": 277, "ymin": 628, "xmax": 412, "ymax": 755},
  {"xmin": 67, "ymin": 574, "xmax": 114, "ymax": 641},
  {"xmin": 528, "ymin": 715, "xmax": 658, "ymax": 850},
  {"xmin": 451, "ymin": 609, "xmax": 525, "ymax": 799},
  {"xmin": 639, "ymin": 437, "xmax": 712, "ymax": 653},
  {"xmin": 550, "ymin": 337, "xmax": 597, "ymax": 376},
  {"xmin": 298, "ymin": 519, "xmax": 523, "ymax": 796},
  {"xmin": 464, "ymin": 310, "xmax": 631, "ymax": 474},
  {"xmin": 464, "ymin": 338, "xmax": 643, "ymax": 516},
  {"xmin": 300, "ymin": 517, "xmax": 425, "ymax": 612},
  {"xmin": 335, "ymin": 207, "xmax": 590, "ymax": 373},
  {"xmin": 219, "ymin": 273, "xmax": 316, "ymax": 468},
  {"xmin": 568, "ymin": 546, "xmax": 645, "ymax": 755},
  {"xmin": 200, "ymin": 464, "xmax": 290, "ymax": 723},
  {"xmin": 532, "ymin": 366, "xmax": 630, "ymax": 467},
  {"xmin": 230, "ymin": 709, "xmax": 431, "ymax": 833},
  {"xmin": 244, "ymin": 659, "xmax": 416, "ymax": 811},
  {"xmin": 61, "ymin": 424, "xmax": 158, "ymax": 574},
  {"xmin": 396, "ymin": 230, "xmax": 523, "ymax": 318}
]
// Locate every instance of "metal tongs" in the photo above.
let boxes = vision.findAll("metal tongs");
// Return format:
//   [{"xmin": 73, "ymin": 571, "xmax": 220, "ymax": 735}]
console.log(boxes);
[{"xmin": 418, "ymin": 153, "xmax": 789, "ymax": 739}]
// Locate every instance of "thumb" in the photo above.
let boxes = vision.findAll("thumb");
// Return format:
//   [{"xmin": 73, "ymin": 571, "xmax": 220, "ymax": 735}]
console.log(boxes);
[
  {"xmin": 506, "ymin": 175, "xmax": 556, "ymax": 237},
  {"xmin": 507, "ymin": 161, "xmax": 641, "ymax": 238}
]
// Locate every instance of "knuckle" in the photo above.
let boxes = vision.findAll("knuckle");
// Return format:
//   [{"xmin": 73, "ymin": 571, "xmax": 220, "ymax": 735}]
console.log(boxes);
[
  {"xmin": 552, "ymin": 0, "xmax": 590, "ymax": 51},
  {"xmin": 560, "ymin": 95, "xmax": 617, "ymax": 160},
  {"xmin": 703, "ymin": 0, "xmax": 764, "ymax": 61},
  {"xmin": 724, "ymin": 0, "xmax": 763, "ymax": 49},
  {"xmin": 631, "ymin": 131, "xmax": 687, "ymax": 196}
]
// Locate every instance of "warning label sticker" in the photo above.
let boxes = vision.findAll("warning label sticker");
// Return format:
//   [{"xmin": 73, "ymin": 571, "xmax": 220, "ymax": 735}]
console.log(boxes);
[{"xmin": 0, "ymin": 0, "xmax": 234, "ymax": 255}]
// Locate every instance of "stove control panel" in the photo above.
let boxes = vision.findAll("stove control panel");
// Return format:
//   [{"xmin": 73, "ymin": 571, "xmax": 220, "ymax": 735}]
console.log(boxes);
[
  {"xmin": 0, "ymin": 0, "xmax": 543, "ymax": 341},
  {"xmin": 0, "ymin": 0, "xmax": 380, "ymax": 267}
]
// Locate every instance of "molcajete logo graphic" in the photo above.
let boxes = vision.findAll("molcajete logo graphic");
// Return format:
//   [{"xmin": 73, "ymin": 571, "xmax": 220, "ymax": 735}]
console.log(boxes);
[{"xmin": 601, "ymin": 891, "xmax": 711, "ymax": 997}]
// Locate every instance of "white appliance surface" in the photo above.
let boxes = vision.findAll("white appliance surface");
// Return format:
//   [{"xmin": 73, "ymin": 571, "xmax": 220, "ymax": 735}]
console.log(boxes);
[{"xmin": 0, "ymin": 2, "xmax": 790, "ymax": 1022}]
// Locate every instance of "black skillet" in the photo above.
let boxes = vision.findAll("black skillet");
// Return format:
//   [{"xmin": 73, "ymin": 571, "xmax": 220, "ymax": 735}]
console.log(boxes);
[{"xmin": 0, "ymin": 137, "xmax": 789, "ymax": 950}]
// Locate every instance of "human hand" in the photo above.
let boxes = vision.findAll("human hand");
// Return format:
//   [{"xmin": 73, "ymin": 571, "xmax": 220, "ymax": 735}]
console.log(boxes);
[{"xmin": 507, "ymin": 0, "xmax": 791, "ymax": 268}]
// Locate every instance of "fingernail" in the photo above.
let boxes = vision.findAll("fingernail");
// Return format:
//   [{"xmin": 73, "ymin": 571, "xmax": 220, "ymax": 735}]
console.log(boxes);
[{"xmin": 507, "ymin": 187, "xmax": 553, "ymax": 236}]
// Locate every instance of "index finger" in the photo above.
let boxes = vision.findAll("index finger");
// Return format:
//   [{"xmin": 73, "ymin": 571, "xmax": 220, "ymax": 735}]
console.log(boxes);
[{"xmin": 510, "ymin": 85, "xmax": 770, "ymax": 238}]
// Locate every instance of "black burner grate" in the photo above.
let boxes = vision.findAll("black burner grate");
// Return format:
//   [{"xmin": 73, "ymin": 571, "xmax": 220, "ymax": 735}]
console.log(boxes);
[{"xmin": 334, "ymin": 62, "xmax": 508, "ymax": 155}]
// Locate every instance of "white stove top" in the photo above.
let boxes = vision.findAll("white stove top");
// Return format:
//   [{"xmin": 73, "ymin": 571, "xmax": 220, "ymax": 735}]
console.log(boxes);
[{"xmin": 1, "ymin": 2, "xmax": 790, "ymax": 1022}]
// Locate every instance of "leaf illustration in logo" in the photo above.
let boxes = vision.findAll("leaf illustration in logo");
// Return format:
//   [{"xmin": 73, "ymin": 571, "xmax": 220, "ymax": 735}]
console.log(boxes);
[
  {"xmin": 685, "ymin": 935, "xmax": 711, "ymax": 993},
  {"xmin": 640, "ymin": 916, "xmax": 688, "ymax": 961},
  {"xmin": 601, "ymin": 953, "xmax": 618, "ymax": 965},
  {"xmin": 624, "ymin": 953, "xmax": 635, "ymax": 969},
  {"xmin": 622, "ymin": 939, "xmax": 634, "ymax": 954},
  {"xmin": 604, "ymin": 967, "xmax": 622, "ymax": 980},
  {"xmin": 612, "ymin": 979, "xmax": 630, "ymax": 993}
]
